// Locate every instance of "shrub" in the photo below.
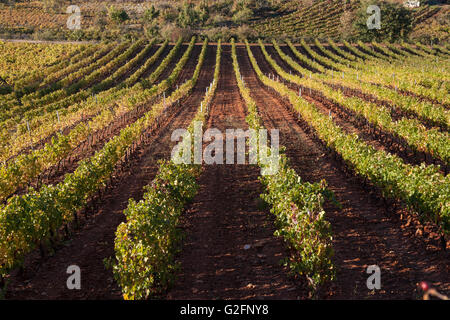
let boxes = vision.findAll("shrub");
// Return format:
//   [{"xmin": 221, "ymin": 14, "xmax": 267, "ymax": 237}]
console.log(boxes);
[
  {"xmin": 160, "ymin": 23, "xmax": 192, "ymax": 42},
  {"xmin": 177, "ymin": 2, "xmax": 199, "ymax": 28},
  {"xmin": 144, "ymin": 5, "xmax": 160, "ymax": 23},
  {"xmin": 235, "ymin": 24, "xmax": 256, "ymax": 41},
  {"xmin": 108, "ymin": 6, "xmax": 129, "ymax": 24},
  {"xmin": 232, "ymin": 7, "xmax": 253, "ymax": 24}
]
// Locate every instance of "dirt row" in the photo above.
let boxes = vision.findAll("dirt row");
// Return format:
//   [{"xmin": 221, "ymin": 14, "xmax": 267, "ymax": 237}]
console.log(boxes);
[
  {"xmin": 265, "ymin": 45, "xmax": 447, "ymax": 172},
  {"xmin": 298, "ymin": 43, "xmax": 450, "ymax": 110},
  {"xmin": 4, "ymin": 43, "xmax": 171, "ymax": 167},
  {"xmin": 241, "ymin": 44, "xmax": 449, "ymax": 299},
  {"xmin": 166, "ymin": 45, "xmax": 305, "ymax": 300},
  {"xmin": 8, "ymin": 45, "xmax": 197, "ymax": 204},
  {"xmin": 3, "ymin": 44, "xmax": 448, "ymax": 300},
  {"xmin": 4, "ymin": 44, "xmax": 216, "ymax": 300},
  {"xmin": 39, "ymin": 45, "xmax": 199, "ymax": 190}
]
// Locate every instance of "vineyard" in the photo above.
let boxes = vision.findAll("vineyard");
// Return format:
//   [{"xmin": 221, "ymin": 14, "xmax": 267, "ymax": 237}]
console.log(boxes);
[
  {"xmin": 252, "ymin": 0, "xmax": 449, "ymax": 41},
  {"xmin": 0, "ymin": 1, "xmax": 449, "ymax": 44},
  {"xmin": 0, "ymin": 37, "xmax": 448, "ymax": 301}
]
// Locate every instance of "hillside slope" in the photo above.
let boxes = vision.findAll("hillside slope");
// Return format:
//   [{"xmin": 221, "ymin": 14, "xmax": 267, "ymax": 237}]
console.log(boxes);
[{"xmin": 0, "ymin": 0, "xmax": 448, "ymax": 43}]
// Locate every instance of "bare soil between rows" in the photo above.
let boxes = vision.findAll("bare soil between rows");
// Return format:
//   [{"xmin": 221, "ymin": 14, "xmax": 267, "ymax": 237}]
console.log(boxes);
[
  {"xmin": 245, "ymin": 44, "xmax": 449, "ymax": 299},
  {"xmin": 3, "ymin": 44, "xmax": 448, "ymax": 300},
  {"xmin": 166, "ymin": 46, "xmax": 306, "ymax": 300},
  {"xmin": 4, "ymin": 44, "xmax": 215, "ymax": 300}
]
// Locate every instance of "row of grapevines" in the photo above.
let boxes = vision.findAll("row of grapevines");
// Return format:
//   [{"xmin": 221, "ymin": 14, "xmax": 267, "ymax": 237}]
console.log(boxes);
[
  {"xmin": 0, "ymin": 44, "xmax": 91, "ymax": 108},
  {"xmin": 20, "ymin": 41, "xmax": 143, "ymax": 110},
  {"xmin": 22, "ymin": 43, "xmax": 115, "ymax": 101},
  {"xmin": 347, "ymin": 56, "xmax": 449, "ymax": 105},
  {"xmin": 0, "ymin": 40, "xmax": 175, "ymax": 164},
  {"xmin": 111, "ymin": 161, "xmax": 201, "ymax": 300},
  {"xmin": 90, "ymin": 40, "xmax": 156, "ymax": 93},
  {"xmin": 253, "ymin": 0, "xmax": 323, "ymax": 34},
  {"xmin": 284, "ymin": 41, "xmax": 449, "ymax": 129},
  {"xmin": 274, "ymin": 41, "xmax": 313, "ymax": 77},
  {"xmin": 357, "ymin": 41, "xmax": 387, "ymax": 60},
  {"xmin": 275, "ymin": 38, "xmax": 447, "ymax": 98},
  {"xmin": 313, "ymin": 39, "xmax": 350, "ymax": 66},
  {"xmin": 284, "ymin": 40, "xmax": 325, "ymax": 73},
  {"xmin": 12, "ymin": 44, "xmax": 93, "ymax": 97},
  {"xmin": 297, "ymin": 39, "xmax": 339, "ymax": 71},
  {"xmin": 370, "ymin": 42, "xmax": 400, "ymax": 60},
  {"xmin": 0, "ymin": 38, "xmax": 193, "ymax": 203},
  {"xmin": 320, "ymin": 72, "xmax": 449, "ymax": 130},
  {"xmin": 10, "ymin": 42, "xmax": 128, "ymax": 117},
  {"xmin": 342, "ymin": 41, "xmax": 372, "ymax": 61},
  {"xmin": 232, "ymin": 39, "xmax": 335, "ymax": 290},
  {"xmin": 123, "ymin": 40, "xmax": 169, "ymax": 87},
  {"xmin": 415, "ymin": 42, "xmax": 440, "ymax": 56},
  {"xmin": 35, "ymin": 38, "xmax": 170, "ymax": 118},
  {"xmin": 251, "ymin": 39, "xmax": 449, "ymax": 236},
  {"xmin": 1, "ymin": 42, "xmax": 86, "ymax": 94},
  {"xmin": 0, "ymin": 42, "xmax": 130, "ymax": 126},
  {"xmin": 276, "ymin": 3, "xmax": 342, "ymax": 36},
  {"xmin": 327, "ymin": 39, "xmax": 357, "ymax": 62},
  {"xmin": 111, "ymin": 39, "xmax": 218, "ymax": 300},
  {"xmin": 0, "ymin": 37, "xmax": 199, "ymax": 282},
  {"xmin": 310, "ymin": 77, "xmax": 449, "ymax": 166},
  {"xmin": 431, "ymin": 44, "xmax": 450, "ymax": 56},
  {"xmin": 360, "ymin": 41, "xmax": 394, "ymax": 60},
  {"xmin": 255, "ymin": 0, "xmax": 352, "ymax": 39},
  {"xmin": 402, "ymin": 42, "xmax": 428, "ymax": 56},
  {"xmin": 343, "ymin": 45, "xmax": 447, "ymax": 89},
  {"xmin": 385, "ymin": 43, "xmax": 409, "ymax": 58},
  {"xmin": 272, "ymin": 40, "xmax": 449, "ymax": 164}
]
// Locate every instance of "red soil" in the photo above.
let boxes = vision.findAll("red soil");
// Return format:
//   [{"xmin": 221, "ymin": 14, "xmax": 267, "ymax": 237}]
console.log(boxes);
[
  {"xmin": 3, "ymin": 44, "xmax": 448, "ymax": 301},
  {"xmin": 242, "ymin": 44, "xmax": 449, "ymax": 299}
]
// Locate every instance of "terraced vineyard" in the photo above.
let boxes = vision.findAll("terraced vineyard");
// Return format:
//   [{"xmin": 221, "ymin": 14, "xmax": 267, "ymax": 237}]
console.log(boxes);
[
  {"xmin": 0, "ymin": 38, "xmax": 448, "ymax": 301},
  {"xmin": 253, "ymin": 0, "xmax": 359, "ymax": 40},
  {"xmin": 252, "ymin": 0, "xmax": 448, "ymax": 41}
]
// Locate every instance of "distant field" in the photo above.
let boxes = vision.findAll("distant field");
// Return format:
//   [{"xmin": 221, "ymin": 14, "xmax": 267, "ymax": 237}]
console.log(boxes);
[{"xmin": 0, "ymin": 0, "xmax": 448, "ymax": 43}]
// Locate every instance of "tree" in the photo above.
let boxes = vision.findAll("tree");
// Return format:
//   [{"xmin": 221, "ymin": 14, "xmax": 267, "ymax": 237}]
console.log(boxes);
[
  {"xmin": 354, "ymin": 0, "xmax": 413, "ymax": 42},
  {"xmin": 197, "ymin": 0, "xmax": 209, "ymax": 24},
  {"xmin": 177, "ymin": 2, "xmax": 199, "ymax": 28},
  {"xmin": 108, "ymin": 6, "xmax": 129, "ymax": 24},
  {"xmin": 231, "ymin": 0, "xmax": 254, "ymax": 25},
  {"xmin": 144, "ymin": 5, "xmax": 160, "ymax": 23}
]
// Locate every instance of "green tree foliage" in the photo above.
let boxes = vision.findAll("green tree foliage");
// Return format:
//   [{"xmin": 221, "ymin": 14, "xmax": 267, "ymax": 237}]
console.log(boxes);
[
  {"xmin": 108, "ymin": 6, "xmax": 130, "ymax": 24},
  {"xmin": 354, "ymin": 0, "xmax": 413, "ymax": 42},
  {"xmin": 144, "ymin": 5, "xmax": 160, "ymax": 23},
  {"xmin": 177, "ymin": 1, "xmax": 209, "ymax": 28},
  {"xmin": 198, "ymin": 0, "xmax": 210, "ymax": 23},
  {"xmin": 143, "ymin": 5, "xmax": 160, "ymax": 39},
  {"xmin": 177, "ymin": 2, "xmax": 199, "ymax": 28}
]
